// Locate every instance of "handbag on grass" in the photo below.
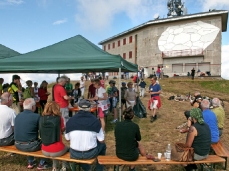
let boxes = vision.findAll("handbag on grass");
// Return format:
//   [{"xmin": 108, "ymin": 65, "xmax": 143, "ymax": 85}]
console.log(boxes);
[{"xmin": 171, "ymin": 143, "xmax": 194, "ymax": 162}]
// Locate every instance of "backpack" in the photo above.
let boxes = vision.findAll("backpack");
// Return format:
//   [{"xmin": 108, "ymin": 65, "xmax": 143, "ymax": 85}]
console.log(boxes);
[{"xmin": 23, "ymin": 87, "xmax": 32, "ymax": 99}]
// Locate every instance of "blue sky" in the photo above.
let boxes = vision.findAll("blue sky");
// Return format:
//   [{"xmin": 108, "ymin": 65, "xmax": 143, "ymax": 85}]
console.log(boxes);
[{"xmin": 0, "ymin": 0, "xmax": 228, "ymax": 85}]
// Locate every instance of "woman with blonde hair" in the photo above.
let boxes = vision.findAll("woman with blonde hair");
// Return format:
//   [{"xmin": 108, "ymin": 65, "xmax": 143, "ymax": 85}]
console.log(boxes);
[{"xmin": 39, "ymin": 101, "xmax": 69, "ymax": 171}]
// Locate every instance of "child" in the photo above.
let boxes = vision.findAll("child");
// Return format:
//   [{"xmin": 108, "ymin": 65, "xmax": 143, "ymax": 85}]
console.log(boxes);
[
  {"xmin": 139, "ymin": 78, "xmax": 147, "ymax": 97},
  {"xmin": 121, "ymin": 82, "xmax": 127, "ymax": 112}
]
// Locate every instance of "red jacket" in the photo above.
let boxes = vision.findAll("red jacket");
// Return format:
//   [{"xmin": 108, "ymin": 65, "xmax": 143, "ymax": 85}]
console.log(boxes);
[
  {"xmin": 148, "ymin": 96, "xmax": 162, "ymax": 110},
  {"xmin": 38, "ymin": 88, "xmax": 48, "ymax": 100}
]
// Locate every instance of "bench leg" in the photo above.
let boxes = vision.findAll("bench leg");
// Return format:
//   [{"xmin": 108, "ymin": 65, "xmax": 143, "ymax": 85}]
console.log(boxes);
[
  {"xmin": 223, "ymin": 157, "xmax": 227, "ymax": 170},
  {"xmin": 114, "ymin": 165, "xmax": 119, "ymax": 171}
]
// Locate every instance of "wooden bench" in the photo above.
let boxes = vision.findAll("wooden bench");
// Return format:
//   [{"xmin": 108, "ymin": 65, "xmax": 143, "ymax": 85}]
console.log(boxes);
[
  {"xmin": 98, "ymin": 155, "xmax": 225, "ymax": 171},
  {"xmin": 211, "ymin": 140, "xmax": 229, "ymax": 170},
  {"xmin": 0, "ymin": 145, "xmax": 95, "ymax": 164}
]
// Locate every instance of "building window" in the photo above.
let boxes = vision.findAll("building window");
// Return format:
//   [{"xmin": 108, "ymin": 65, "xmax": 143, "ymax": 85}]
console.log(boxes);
[
  {"xmin": 129, "ymin": 51, "xmax": 132, "ymax": 59},
  {"xmin": 112, "ymin": 42, "xmax": 115, "ymax": 48},
  {"xmin": 103, "ymin": 45, "xmax": 106, "ymax": 51},
  {"xmin": 129, "ymin": 36, "xmax": 132, "ymax": 43},
  {"xmin": 123, "ymin": 38, "xmax": 126, "ymax": 45},
  {"xmin": 118, "ymin": 40, "xmax": 120, "ymax": 47},
  {"xmin": 108, "ymin": 44, "xmax": 110, "ymax": 50},
  {"xmin": 123, "ymin": 53, "xmax": 126, "ymax": 59}
]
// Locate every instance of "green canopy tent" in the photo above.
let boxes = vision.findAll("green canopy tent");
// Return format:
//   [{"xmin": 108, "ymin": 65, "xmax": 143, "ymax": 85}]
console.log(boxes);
[
  {"xmin": 0, "ymin": 35, "xmax": 138, "ymax": 121},
  {"xmin": 0, "ymin": 44, "xmax": 20, "ymax": 59},
  {"xmin": 0, "ymin": 35, "xmax": 137, "ymax": 73}
]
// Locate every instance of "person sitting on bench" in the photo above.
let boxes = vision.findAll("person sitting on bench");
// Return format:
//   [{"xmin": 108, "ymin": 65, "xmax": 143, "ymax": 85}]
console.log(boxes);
[
  {"xmin": 65, "ymin": 99, "xmax": 106, "ymax": 171},
  {"xmin": 201, "ymin": 99, "xmax": 219, "ymax": 144},
  {"xmin": 184, "ymin": 108, "xmax": 211, "ymax": 171},
  {"xmin": 0, "ymin": 92, "xmax": 16, "ymax": 146},
  {"xmin": 211, "ymin": 98, "xmax": 225, "ymax": 137},
  {"xmin": 39, "ymin": 101, "xmax": 69, "ymax": 171},
  {"xmin": 115, "ymin": 106, "xmax": 146, "ymax": 171},
  {"xmin": 14, "ymin": 98, "xmax": 50, "ymax": 170}
]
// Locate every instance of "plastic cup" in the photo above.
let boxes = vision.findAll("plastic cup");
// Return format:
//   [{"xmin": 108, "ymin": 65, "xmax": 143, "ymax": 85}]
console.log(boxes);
[{"xmin": 157, "ymin": 153, "xmax": 162, "ymax": 159}]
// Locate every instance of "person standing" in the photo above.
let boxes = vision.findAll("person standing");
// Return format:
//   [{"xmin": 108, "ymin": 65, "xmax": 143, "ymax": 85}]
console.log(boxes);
[
  {"xmin": 52, "ymin": 77, "xmax": 60, "ymax": 101},
  {"xmin": 156, "ymin": 67, "xmax": 161, "ymax": 79},
  {"xmin": 8, "ymin": 75, "xmax": 22, "ymax": 114},
  {"xmin": 80, "ymin": 76, "xmax": 85, "ymax": 98},
  {"xmin": 121, "ymin": 82, "xmax": 127, "ymax": 112},
  {"xmin": 38, "ymin": 80, "xmax": 50, "ymax": 110},
  {"xmin": 65, "ymin": 78, "xmax": 73, "ymax": 96},
  {"xmin": 124, "ymin": 82, "xmax": 136, "ymax": 108},
  {"xmin": 90, "ymin": 79, "xmax": 108, "ymax": 131},
  {"xmin": 105, "ymin": 72, "xmax": 109, "ymax": 80},
  {"xmin": 33, "ymin": 82, "xmax": 39, "ymax": 99},
  {"xmin": 0, "ymin": 92, "xmax": 16, "ymax": 146},
  {"xmin": 65, "ymin": 100, "xmax": 106, "ymax": 171},
  {"xmin": 138, "ymin": 78, "xmax": 147, "ymax": 97},
  {"xmin": 54, "ymin": 76, "xmax": 72, "ymax": 126},
  {"xmin": 148, "ymin": 77, "xmax": 162, "ymax": 122},
  {"xmin": 87, "ymin": 79, "xmax": 96, "ymax": 99},
  {"xmin": 115, "ymin": 107, "xmax": 146, "ymax": 171},
  {"xmin": 0, "ymin": 78, "xmax": 4, "ymax": 97},
  {"xmin": 108, "ymin": 80, "xmax": 119, "ymax": 123},
  {"xmin": 160, "ymin": 66, "xmax": 164, "ymax": 79},
  {"xmin": 191, "ymin": 68, "xmax": 195, "ymax": 80}
]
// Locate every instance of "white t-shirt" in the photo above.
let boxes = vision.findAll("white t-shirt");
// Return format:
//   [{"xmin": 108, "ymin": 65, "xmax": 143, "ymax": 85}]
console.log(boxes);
[
  {"xmin": 65, "ymin": 128, "xmax": 104, "ymax": 151},
  {"xmin": 105, "ymin": 72, "xmax": 109, "ymax": 76},
  {"xmin": 0, "ymin": 105, "xmax": 16, "ymax": 139},
  {"xmin": 96, "ymin": 87, "xmax": 108, "ymax": 111}
]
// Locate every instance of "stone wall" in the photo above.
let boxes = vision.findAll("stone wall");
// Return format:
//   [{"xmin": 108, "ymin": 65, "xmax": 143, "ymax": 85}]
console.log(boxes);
[{"xmin": 103, "ymin": 15, "xmax": 222, "ymax": 77}]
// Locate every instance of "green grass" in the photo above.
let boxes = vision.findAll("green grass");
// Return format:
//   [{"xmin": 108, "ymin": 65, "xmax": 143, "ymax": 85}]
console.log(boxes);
[{"xmin": 199, "ymin": 80, "xmax": 229, "ymax": 94}]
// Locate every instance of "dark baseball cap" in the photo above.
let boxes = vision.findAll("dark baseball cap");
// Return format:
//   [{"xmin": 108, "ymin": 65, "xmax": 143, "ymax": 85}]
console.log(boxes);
[{"xmin": 79, "ymin": 99, "xmax": 91, "ymax": 108}]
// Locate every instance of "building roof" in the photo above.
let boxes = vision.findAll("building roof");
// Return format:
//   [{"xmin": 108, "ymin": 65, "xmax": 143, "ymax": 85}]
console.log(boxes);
[{"xmin": 99, "ymin": 10, "xmax": 228, "ymax": 45}]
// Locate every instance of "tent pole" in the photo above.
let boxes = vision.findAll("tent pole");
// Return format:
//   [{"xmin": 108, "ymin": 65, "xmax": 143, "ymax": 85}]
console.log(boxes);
[
  {"xmin": 58, "ymin": 71, "xmax": 60, "ymax": 77},
  {"xmin": 118, "ymin": 68, "xmax": 121, "ymax": 122}
]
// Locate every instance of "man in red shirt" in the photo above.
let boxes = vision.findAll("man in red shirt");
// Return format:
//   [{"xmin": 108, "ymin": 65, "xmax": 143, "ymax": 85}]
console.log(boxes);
[{"xmin": 54, "ymin": 76, "xmax": 72, "ymax": 126}]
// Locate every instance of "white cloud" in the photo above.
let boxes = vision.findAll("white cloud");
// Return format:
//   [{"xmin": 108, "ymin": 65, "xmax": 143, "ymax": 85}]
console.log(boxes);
[
  {"xmin": 7, "ymin": 0, "xmax": 24, "ymax": 4},
  {"xmin": 74, "ymin": 0, "xmax": 167, "ymax": 31},
  {"xmin": 221, "ymin": 44, "xmax": 229, "ymax": 80},
  {"xmin": 198, "ymin": 0, "xmax": 229, "ymax": 11},
  {"xmin": 53, "ymin": 19, "xmax": 68, "ymax": 25}
]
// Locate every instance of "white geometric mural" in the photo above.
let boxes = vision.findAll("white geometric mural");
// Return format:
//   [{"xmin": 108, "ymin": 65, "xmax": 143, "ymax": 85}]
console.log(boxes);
[{"xmin": 158, "ymin": 21, "xmax": 220, "ymax": 52}]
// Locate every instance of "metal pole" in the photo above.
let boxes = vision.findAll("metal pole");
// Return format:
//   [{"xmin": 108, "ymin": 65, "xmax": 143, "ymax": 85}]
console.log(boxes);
[{"xmin": 118, "ymin": 68, "xmax": 122, "ymax": 121}]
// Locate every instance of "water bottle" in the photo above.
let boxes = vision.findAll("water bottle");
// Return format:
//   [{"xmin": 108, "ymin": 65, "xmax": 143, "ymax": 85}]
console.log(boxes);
[{"xmin": 166, "ymin": 144, "xmax": 171, "ymax": 161}]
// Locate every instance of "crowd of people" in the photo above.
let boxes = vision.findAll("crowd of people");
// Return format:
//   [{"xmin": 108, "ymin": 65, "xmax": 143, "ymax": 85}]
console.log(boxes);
[
  {"xmin": 0, "ymin": 73, "xmax": 226, "ymax": 171},
  {"xmin": 179, "ymin": 91, "xmax": 225, "ymax": 171}
]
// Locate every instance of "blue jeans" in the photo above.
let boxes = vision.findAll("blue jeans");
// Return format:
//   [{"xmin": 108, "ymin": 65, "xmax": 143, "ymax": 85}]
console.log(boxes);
[
  {"xmin": 0, "ymin": 132, "xmax": 14, "ymax": 146},
  {"xmin": 70, "ymin": 142, "xmax": 106, "ymax": 171},
  {"xmin": 15, "ymin": 139, "xmax": 46, "ymax": 165}
]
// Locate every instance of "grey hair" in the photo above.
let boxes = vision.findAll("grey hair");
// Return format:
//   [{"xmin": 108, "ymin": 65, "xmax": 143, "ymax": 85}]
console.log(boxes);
[
  {"xmin": 0, "ymin": 92, "xmax": 12, "ymax": 104},
  {"xmin": 201, "ymin": 99, "xmax": 210, "ymax": 109},
  {"xmin": 78, "ymin": 107, "xmax": 91, "ymax": 112},
  {"xmin": 212, "ymin": 98, "xmax": 220, "ymax": 107},
  {"xmin": 58, "ymin": 76, "xmax": 68, "ymax": 83},
  {"xmin": 194, "ymin": 92, "xmax": 200, "ymax": 96},
  {"xmin": 23, "ymin": 98, "xmax": 36, "ymax": 110}
]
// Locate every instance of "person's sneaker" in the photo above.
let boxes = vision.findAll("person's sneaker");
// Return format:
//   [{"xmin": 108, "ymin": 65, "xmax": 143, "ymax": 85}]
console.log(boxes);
[
  {"xmin": 110, "ymin": 119, "xmax": 118, "ymax": 124},
  {"xmin": 154, "ymin": 115, "xmax": 157, "ymax": 120},
  {"xmin": 37, "ymin": 162, "xmax": 51, "ymax": 170},
  {"xmin": 150, "ymin": 116, "xmax": 154, "ymax": 123},
  {"xmin": 27, "ymin": 160, "xmax": 36, "ymax": 169}
]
